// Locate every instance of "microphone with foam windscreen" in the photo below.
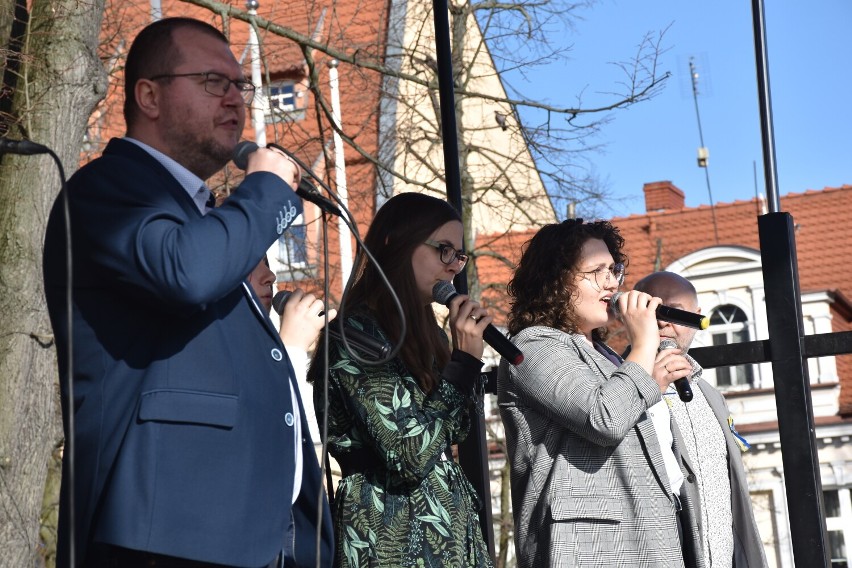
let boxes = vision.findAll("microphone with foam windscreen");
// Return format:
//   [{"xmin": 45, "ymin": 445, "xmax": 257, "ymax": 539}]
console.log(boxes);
[
  {"xmin": 659, "ymin": 337, "xmax": 693, "ymax": 403},
  {"xmin": 0, "ymin": 137, "xmax": 50, "ymax": 155},
  {"xmin": 609, "ymin": 291, "xmax": 709, "ymax": 330},
  {"xmin": 432, "ymin": 281, "xmax": 523, "ymax": 365},
  {"xmin": 232, "ymin": 141, "xmax": 342, "ymax": 216},
  {"xmin": 272, "ymin": 290, "xmax": 324, "ymax": 317},
  {"xmin": 272, "ymin": 290, "xmax": 392, "ymax": 359}
]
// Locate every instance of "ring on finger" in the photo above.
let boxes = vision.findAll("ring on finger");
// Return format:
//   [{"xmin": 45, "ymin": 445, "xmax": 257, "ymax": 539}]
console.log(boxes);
[{"xmin": 665, "ymin": 364, "xmax": 670, "ymax": 373}]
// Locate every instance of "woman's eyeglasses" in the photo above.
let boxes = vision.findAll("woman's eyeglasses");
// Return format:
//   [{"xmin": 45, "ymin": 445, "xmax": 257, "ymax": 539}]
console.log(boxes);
[
  {"xmin": 424, "ymin": 240, "xmax": 469, "ymax": 269},
  {"xmin": 579, "ymin": 263, "xmax": 625, "ymax": 290}
]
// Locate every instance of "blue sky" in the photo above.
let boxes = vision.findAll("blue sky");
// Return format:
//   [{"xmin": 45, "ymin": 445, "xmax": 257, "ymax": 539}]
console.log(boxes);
[{"xmin": 507, "ymin": 0, "xmax": 852, "ymax": 218}]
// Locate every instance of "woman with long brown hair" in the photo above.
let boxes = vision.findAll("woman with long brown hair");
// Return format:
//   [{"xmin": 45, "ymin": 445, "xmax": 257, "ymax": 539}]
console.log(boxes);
[{"xmin": 309, "ymin": 193, "xmax": 494, "ymax": 567}]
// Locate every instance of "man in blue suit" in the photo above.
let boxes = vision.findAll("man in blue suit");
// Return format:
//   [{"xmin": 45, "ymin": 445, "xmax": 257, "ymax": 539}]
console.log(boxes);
[{"xmin": 43, "ymin": 17, "xmax": 332, "ymax": 567}]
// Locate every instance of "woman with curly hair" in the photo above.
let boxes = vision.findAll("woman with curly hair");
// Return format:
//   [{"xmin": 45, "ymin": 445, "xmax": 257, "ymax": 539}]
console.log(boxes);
[
  {"xmin": 309, "ymin": 193, "xmax": 494, "ymax": 567},
  {"xmin": 497, "ymin": 219, "xmax": 702, "ymax": 568}
]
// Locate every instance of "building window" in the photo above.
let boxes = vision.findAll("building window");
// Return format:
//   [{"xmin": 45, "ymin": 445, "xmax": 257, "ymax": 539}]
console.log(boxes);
[
  {"xmin": 709, "ymin": 304, "xmax": 754, "ymax": 389},
  {"xmin": 826, "ymin": 488, "xmax": 852, "ymax": 568},
  {"xmin": 266, "ymin": 80, "xmax": 305, "ymax": 123},
  {"xmin": 278, "ymin": 216, "xmax": 307, "ymax": 269}
]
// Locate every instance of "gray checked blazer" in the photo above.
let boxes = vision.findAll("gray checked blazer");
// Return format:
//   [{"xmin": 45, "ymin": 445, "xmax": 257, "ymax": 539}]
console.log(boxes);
[{"xmin": 497, "ymin": 326, "xmax": 705, "ymax": 568}]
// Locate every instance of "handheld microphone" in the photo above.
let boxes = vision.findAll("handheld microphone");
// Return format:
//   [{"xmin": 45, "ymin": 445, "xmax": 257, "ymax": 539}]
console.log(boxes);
[
  {"xmin": 232, "ymin": 141, "xmax": 342, "ymax": 216},
  {"xmin": 432, "ymin": 281, "xmax": 524, "ymax": 366},
  {"xmin": 659, "ymin": 337, "xmax": 693, "ymax": 402},
  {"xmin": 272, "ymin": 290, "xmax": 324, "ymax": 317},
  {"xmin": 610, "ymin": 291, "xmax": 709, "ymax": 330},
  {"xmin": 0, "ymin": 137, "xmax": 50, "ymax": 155},
  {"xmin": 272, "ymin": 290, "xmax": 393, "ymax": 359}
]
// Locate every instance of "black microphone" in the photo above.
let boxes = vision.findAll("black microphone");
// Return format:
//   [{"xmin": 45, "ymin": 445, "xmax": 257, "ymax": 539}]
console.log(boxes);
[
  {"xmin": 232, "ymin": 141, "xmax": 342, "ymax": 216},
  {"xmin": 432, "ymin": 281, "xmax": 524, "ymax": 366},
  {"xmin": 659, "ymin": 337, "xmax": 693, "ymax": 402},
  {"xmin": 295, "ymin": 177, "xmax": 342, "ymax": 217},
  {"xmin": 0, "ymin": 137, "xmax": 50, "ymax": 155},
  {"xmin": 610, "ymin": 291, "xmax": 708, "ymax": 330},
  {"xmin": 272, "ymin": 290, "xmax": 392, "ymax": 359},
  {"xmin": 272, "ymin": 290, "xmax": 324, "ymax": 317}
]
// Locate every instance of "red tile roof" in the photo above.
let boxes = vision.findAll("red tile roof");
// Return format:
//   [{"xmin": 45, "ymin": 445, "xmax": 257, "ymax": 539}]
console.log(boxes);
[
  {"xmin": 613, "ymin": 184, "xmax": 852, "ymax": 298},
  {"xmin": 477, "ymin": 184, "xmax": 852, "ymax": 312}
]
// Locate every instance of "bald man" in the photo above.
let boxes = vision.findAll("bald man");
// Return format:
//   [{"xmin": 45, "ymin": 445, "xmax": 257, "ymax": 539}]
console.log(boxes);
[{"xmin": 635, "ymin": 272, "xmax": 767, "ymax": 568}]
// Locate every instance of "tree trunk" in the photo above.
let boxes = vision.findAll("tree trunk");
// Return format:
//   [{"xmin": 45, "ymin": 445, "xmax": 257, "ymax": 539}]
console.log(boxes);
[{"xmin": 0, "ymin": 0, "xmax": 106, "ymax": 563}]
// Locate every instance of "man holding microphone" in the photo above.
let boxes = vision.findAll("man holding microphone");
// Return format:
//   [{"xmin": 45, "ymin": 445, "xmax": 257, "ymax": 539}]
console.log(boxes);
[
  {"xmin": 635, "ymin": 271, "xmax": 767, "ymax": 568},
  {"xmin": 43, "ymin": 17, "xmax": 331, "ymax": 567}
]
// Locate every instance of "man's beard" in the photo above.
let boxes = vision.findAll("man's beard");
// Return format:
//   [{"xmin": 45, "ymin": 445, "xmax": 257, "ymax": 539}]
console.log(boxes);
[
  {"xmin": 161, "ymin": 112, "xmax": 239, "ymax": 179},
  {"xmin": 192, "ymin": 136, "xmax": 232, "ymax": 178},
  {"xmin": 166, "ymin": 131, "xmax": 232, "ymax": 180}
]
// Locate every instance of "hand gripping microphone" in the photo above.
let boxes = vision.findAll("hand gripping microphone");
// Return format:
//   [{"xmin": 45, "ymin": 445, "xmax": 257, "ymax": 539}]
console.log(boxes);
[
  {"xmin": 609, "ymin": 291, "xmax": 709, "ymax": 330},
  {"xmin": 659, "ymin": 337, "xmax": 693, "ymax": 403},
  {"xmin": 232, "ymin": 141, "xmax": 342, "ymax": 216},
  {"xmin": 432, "ymin": 281, "xmax": 524, "ymax": 365},
  {"xmin": 272, "ymin": 291, "xmax": 393, "ymax": 359}
]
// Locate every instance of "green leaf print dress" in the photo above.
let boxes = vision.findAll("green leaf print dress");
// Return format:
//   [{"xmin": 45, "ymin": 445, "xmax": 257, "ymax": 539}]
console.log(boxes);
[{"xmin": 314, "ymin": 311, "xmax": 494, "ymax": 567}]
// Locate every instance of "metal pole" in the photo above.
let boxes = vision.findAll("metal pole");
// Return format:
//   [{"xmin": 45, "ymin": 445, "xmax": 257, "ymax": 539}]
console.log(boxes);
[
  {"xmin": 688, "ymin": 58, "xmax": 720, "ymax": 244},
  {"xmin": 750, "ymin": 0, "xmax": 781, "ymax": 213},
  {"xmin": 431, "ymin": 0, "xmax": 464, "ymax": 233},
  {"xmin": 432, "ymin": 0, "xmax": 496, "ymax": 557},
  {"xmin": 327, "ymin": 59, "xmax": 353, "ymax": 284},
  {"xmin": 750, "ymin": 3, "xmax": 828, "ymax": 563},
  {"xmin": 758, "ymin": 214, "xmax": 829, "ymax": 567},
  {"xmin": 246, "ymin": 0, "xmax": 267, "ymax": 147}
]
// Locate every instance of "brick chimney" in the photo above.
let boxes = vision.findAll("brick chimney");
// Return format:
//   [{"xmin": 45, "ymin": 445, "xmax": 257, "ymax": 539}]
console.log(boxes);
[{"xmin": 643, "ymin": 181, "xmax": 685, "ymax": 212}]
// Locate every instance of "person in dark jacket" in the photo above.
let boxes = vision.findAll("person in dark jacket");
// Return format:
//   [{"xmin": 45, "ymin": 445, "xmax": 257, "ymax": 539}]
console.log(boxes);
[{"xmin": 43, "ymin": 16, "xmax": 332, "ymax": 567}]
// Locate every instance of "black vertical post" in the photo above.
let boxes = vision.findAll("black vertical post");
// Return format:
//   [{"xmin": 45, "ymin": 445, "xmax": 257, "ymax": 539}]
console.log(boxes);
[
  {"xmin": 457, "ymin": 389, "xmax": 496, "ymax": 560},
  {"xmin": 432, "ymin": 0, "xmax": 496, "ymax": 558},
  {"xmin": 758, "ymin": 213, "xmax": 829, "ymax": 567},
  {"xmin": 431, "ymin": 0, "xmax": 464, "ymax": 224},
  {"xmin": 750, "ymin": 3, "xmax": 829, "ymax": 563}
]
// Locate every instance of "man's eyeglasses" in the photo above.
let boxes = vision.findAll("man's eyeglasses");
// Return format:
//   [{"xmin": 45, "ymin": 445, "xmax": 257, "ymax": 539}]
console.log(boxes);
[
  {"xmin": 148, "ymin": 72, "xmax": 256, "ymax": 104},
  {"xmin": 579, "ymin": 263, "xmax": 625, "ymax": 290},
  {"xmin": 424, "ymin": 240, "xmax": 469, "ymax": 269}
]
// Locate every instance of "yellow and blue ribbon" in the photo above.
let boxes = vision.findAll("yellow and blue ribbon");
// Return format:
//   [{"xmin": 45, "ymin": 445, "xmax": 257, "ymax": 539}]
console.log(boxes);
[{"xmin": 728, "ymin": 415, "xmax": 751, "ymax": 452}]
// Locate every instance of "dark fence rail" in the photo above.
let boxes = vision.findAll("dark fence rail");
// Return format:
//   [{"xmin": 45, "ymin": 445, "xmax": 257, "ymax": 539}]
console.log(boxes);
[{"xmin": 690, "ymin": 331, "xmax": 852, "ymax": 369}]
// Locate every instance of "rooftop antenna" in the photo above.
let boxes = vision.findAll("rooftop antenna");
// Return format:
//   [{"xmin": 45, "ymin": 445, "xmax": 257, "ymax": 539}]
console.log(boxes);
[{"xmin": 689, "ymin": 57, "xmax": 720, "ymax": 244}]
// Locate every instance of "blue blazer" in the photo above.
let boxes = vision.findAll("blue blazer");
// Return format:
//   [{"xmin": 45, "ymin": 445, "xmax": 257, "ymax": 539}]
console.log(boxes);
[{"xmin": 43, "ymin": 139, "xmax": 332, "ymax": 567}]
